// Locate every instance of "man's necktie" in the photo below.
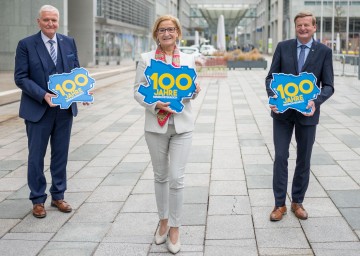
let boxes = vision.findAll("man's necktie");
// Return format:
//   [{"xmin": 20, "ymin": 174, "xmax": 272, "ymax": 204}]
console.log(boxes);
[
  {"xmin": 298, "ymin": 45, "xmax": 306, "ymax": 73},
  {"xmin": 48, "ymin": 39, "xmax": 57, "ymax": 65}
]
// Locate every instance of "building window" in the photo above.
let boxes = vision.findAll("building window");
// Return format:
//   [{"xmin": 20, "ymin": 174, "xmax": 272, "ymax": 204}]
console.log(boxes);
[{"xmin": 97, "ymin": 0, "xmax": 153, "ymax": 29}]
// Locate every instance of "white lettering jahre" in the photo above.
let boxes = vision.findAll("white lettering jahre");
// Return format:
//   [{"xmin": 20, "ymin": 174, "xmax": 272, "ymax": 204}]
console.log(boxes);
[
  {"xmin": 283, "ymin": 100, "xmax": 304, "ymax": 106},
  {"xmin": 65, "ymin": 91, "xmax": 84, "ymax": 102}
]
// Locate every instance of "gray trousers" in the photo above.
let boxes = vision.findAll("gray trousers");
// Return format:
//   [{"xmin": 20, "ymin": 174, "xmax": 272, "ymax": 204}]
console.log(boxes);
[{"xmin": 145, "ymin": 125, "xmax": 193, "ymax": 227}]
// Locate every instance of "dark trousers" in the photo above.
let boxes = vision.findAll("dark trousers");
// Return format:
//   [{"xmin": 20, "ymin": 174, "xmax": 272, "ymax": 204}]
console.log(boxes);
[
  {"xmin": 272, "ymin": 117, "xmax": 316, "ymax": 207},
  {"xmin": 26, "ymin": 107, "xmax": 73, "ymax": 204}
]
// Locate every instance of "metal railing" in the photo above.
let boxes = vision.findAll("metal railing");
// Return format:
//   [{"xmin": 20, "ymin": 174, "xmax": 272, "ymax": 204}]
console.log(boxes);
[{"xmin": 333, "ymin": 54, "xmax": 360, "ymax": 79}]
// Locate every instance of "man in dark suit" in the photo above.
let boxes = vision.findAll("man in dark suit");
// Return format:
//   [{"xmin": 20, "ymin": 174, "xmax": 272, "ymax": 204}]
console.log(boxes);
[
  {"xmin": 265, "ymin": 11, "xmax": 334, "ymax": 221},
  {"xmin": 14, "ymin": 5, "xmax": 79, "ymax": 218}
]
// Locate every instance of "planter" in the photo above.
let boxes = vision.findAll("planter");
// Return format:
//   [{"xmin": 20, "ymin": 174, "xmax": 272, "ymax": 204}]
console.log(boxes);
[{"xmin": 227, "ymin": 60, "xmax": 267, "ymax": 70}]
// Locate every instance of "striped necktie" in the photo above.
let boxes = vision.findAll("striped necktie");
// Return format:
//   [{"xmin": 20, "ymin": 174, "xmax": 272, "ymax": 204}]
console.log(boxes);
[
  {"xmin": 298, "ymin": 45, "xmax": 306, "ymax": 73},
  {"xmin": 48, "ymin": 39, "xmax": 57, "ymax": 65}
]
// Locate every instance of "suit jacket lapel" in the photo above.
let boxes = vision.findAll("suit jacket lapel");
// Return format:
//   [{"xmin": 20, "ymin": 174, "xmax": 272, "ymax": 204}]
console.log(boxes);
[
  {"xmin": 292, "ymin": 40, "xmax": 299, "ymax": 74},
  {"xmin": 57, "ymin": 34, "xmax": 70, "ymax": 72},
  {"xmin": 302, "ymin": 40, "xmax": 317, "ymax": 72},
  {"xmin": 35, "ymin": 32, "xmax": 49, "ymax": 77}
]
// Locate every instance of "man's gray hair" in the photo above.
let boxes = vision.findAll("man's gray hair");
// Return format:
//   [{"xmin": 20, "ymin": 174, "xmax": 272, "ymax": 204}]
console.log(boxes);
[{"xmin": 38, "ymin": 5, "xmax": 60, "ymax": 18}]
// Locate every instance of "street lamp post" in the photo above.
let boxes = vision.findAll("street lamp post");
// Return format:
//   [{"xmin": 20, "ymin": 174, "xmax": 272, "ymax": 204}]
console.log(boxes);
[
  {"xmin": 320, "ymin": 0, "xmax": 323, "ymax": 43},
  {"xmin": 358, "ymin": 33, "xmax": 360, "ymax": 80},
  {"xmin": 331, "ymin": 0, "xmax": 335, "ymax": 51},
  {"xmin": 346, "ymin": 0, "xmax": 350, "ymax": 53}
]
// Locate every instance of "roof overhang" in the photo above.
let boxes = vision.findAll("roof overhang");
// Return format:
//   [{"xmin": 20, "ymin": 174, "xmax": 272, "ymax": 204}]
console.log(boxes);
[{"xmin": 197, "ymin": 4, "xmax": 250, "ymax": 34}]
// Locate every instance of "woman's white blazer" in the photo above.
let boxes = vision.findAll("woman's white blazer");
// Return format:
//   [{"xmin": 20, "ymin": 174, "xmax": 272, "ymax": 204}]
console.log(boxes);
[{"xmin": 134, "ymin": 50, "xmax": 197, "ymax": 134}]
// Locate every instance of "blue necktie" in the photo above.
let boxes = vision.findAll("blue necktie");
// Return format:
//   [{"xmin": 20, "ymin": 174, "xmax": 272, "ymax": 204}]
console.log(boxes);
[
  {"xmin": 48, "ymin": 39, "xmax": 57, "ymax": 65},
  {"xmin": 298, "ymin": 45, "xmax": 306, "ymax": 73}
]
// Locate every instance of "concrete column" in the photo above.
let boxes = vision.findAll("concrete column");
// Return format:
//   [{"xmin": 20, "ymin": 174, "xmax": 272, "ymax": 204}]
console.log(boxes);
[
  {"xmin": 277, "ymin": 0, "xmax": 283, "ymax": 42},
  {"xmin": 0, "ymin": 0, "xmax": 67, "ymax": 71},
  {"xmin": 68, "ymin": 0, "xmax": 95, "ymax": 67}
]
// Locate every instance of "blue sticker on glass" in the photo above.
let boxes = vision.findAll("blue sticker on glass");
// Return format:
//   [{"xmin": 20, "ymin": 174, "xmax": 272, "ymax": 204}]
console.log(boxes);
[
  {"xmin": 269, "ymin": 72, "xmax": 320, "ymax": 113},
  {"xmin": 137, "ymin": 59, "xmax": 197, "ymax": 113},
  {"xmin": 48, "ymin": 67, "xmax": 95, "ymax": 109}
]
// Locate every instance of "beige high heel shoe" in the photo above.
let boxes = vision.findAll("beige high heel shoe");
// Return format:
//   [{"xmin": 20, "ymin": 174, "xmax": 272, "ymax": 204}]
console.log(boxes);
[
  {"xmin": 167, "ymin": 234, "xmax": 181, "ymax": 254},
  {"xmin": 155, "ymin": 226, "xmax": 169, "ymax": 245}
]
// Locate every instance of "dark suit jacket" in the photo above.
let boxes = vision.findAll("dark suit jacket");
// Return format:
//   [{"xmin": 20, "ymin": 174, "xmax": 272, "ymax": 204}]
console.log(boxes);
[
  {"xmin": 265, "ymin": 39, "xmax": 334, "ymax": 125},
  {"xmin": 14, "ymin": 31, "xmax": 80, "ymax": 122}
]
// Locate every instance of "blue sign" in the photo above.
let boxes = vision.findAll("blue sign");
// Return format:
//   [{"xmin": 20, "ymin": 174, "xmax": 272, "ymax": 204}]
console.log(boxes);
[
  {"xmin": 269, "ymin": 72, "xmax": 320, "ymax": 113},
  {"xmin": 137, "ymin": 59, "xmax": 197, "ymax": 113},
  {"xmin": 48, "ymin": 67, "xmax": 95, "ymax": 109}
]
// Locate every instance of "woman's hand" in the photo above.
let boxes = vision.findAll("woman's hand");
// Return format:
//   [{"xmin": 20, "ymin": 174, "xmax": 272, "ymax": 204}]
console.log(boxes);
[
  {"xmin": 195, "ymin": 83, "xmax": 201, "ymax": 94},
  {"xmin": 156, "ymin": 102, "xmax": 176, "ymax": 114}
]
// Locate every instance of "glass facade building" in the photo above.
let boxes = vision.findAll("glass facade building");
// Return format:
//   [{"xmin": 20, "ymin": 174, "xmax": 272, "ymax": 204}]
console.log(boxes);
[
  {"xmin": 95, "ymin": 0, "xmax": 155, "ymax": 65},
  {"xmin": 241, "ymin": 0, "xmax": 360, "ymax": 54},
  {"xmin": 0, "ymin": 0, "xmax": 359, "ymax": 70}
]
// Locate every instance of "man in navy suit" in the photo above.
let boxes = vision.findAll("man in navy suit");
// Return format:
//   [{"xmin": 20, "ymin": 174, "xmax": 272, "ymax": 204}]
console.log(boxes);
[
  {"xmin": 265, "ymin": 11, "xmax": 334, "ymax": 221},
  {"xmin": 14, "ymin": 5, "xmax": 79, "ymax": 218}
]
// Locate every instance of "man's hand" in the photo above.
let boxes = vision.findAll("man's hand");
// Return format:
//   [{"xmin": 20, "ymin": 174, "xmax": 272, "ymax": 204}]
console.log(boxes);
[
  {"xmin": 156, "ymin": 102, "xmax": 176, "ymax": 114},
  {"xmin": 303, "ymin": 100, "xmax": 316, "ymax": 116},
  {"xmin": 44, "ymin": 92, "xmax": 57, "ymax": 107},
  {"xmin": 269, "ymin": 95, "xmax": 279, "ymax": 113},
  {"xmin": 82, "ymin": 91, "xmax": 94, "ymax": 106}
]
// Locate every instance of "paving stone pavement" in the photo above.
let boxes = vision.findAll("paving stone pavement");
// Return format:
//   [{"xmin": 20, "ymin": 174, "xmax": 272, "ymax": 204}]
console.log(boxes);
[{"xmin": 0, "ymin": 62, "xmax": 360, "ymax": 255}]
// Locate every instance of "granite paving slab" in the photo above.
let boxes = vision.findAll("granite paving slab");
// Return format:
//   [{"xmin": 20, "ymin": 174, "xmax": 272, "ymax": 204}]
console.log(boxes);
[
  {"xmin": 86, "ymin": 185, "xmax": 132, "ymax": 202},
  {"xmin": 255, "ymin": 227, "xmax": 310, "ymax": 249},
  {"xmin": 208, "ymin": 195, "xmax": 251, "ymax": 215},
  {"xmin": 39, "ymin": 241, "xmax": 98, "ymax": 256},
  {"xmin": 328, "ymin": 190, "xmax": 360, "ymax": 207},
  {"xmin": 52, "ymin": 222, "xmax": 111, "ymax": 242},
  {"xmin": 0, "ymin": 199, "xmax": 31, "ymax": 219},
  {"xmin": 1, "ymin": 64, "xmax": 360, "ymax": 255},
  {"xmin": 339, "ymin": 207, "xmax": 360, "ymax": 229},
  {"xmin": 206, "ymin": 215, "xmax": 254, "ymax": 240},
  {"xmin": 0, "ymin": 239, "xmax": 47, "ymax": 256},
  {"xmin": 301, "ymin": 217, "xmax": 358, "ymax": 242}
]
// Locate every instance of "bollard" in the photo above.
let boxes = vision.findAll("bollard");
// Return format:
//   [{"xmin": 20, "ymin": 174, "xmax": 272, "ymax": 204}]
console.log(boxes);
[{"xmin": 358, "ymin": 50, "xmax": 360, "ymax": 80}]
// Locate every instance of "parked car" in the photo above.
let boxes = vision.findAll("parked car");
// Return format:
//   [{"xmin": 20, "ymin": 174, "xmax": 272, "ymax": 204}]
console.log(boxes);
[
  {"xmin": 179, "ymin": 46, "xmax": 206, "ymax": 69},
  {"xmin": 200, "ymin": 45, "xmax": 217, "ymax": 56},
  {"xmin": 179, "ymin": 46, "xmax": 202, "ymax": 58},
  {"xmin": 189, "ymin": 44, "xmax": 200, "ymax": 50}
]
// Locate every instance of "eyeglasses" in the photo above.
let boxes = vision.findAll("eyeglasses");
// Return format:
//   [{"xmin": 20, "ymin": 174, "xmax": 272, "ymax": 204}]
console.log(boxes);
[{"xmin": 157, "ymin": 27, "xmax": 177, "ymax": 34}]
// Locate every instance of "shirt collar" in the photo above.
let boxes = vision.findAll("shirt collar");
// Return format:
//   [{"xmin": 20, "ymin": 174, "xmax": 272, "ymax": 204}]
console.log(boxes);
[
  {"xmin": 41, "ymin": 31, "xmax": 57, "ymax": 44},
  {"xmin": 297, "ymin": 38, "xmax": 313, "ymax": 48}
]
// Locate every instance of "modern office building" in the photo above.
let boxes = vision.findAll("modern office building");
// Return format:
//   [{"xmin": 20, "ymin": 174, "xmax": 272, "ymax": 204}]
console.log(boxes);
[
  {"xmin": 242, "ymin": 0, "xmax": 360, "ymax": 54},
  {"xmin": 93, "ymin": 0, "xmax": 196, "ymax": 65},
  {"xmin": 94, "ymin": 0, "xmax": 155, "ymax": 66},
  {"xmin": 188, "ymin": 0, "xmax": 255, "ymax": 48},
  {"xmin": 0, "ymin": 0, "xmax": 193, "ymax": 70},
  {"xmin": 1, "ymin": 0, "xmax": 359, "ymax": 70},
  {"xmin": 0, "ymin": 0, "xmax": 67, "ymax": 71}
]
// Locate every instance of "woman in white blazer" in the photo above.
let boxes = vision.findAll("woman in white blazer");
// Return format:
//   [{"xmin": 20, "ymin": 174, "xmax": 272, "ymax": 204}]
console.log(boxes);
[{"xmin": 134, "ymin": 14, "xmax": 200, "ymax": 254}]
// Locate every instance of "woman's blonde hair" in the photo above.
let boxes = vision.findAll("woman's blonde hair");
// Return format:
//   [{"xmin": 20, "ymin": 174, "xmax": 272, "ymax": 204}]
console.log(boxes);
[{"xmin": 151, "ymin": 14, "xmax": 182, "ymax": 42}]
